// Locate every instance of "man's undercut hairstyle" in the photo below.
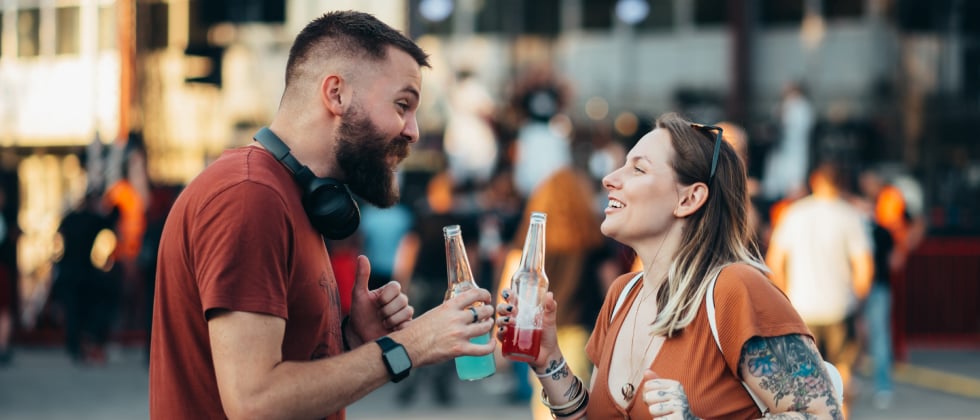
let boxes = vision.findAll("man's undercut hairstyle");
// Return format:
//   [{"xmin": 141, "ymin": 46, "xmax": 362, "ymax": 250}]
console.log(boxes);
[{"xmin": 285, "ymin": 10, "xmax": 430, "ymax": 88}]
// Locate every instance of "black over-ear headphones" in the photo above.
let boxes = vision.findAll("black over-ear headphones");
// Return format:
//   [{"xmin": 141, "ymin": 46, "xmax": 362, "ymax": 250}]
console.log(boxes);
[{"xmin": 253, "ymin": 127, "xmax": 360, "ymax": 240}]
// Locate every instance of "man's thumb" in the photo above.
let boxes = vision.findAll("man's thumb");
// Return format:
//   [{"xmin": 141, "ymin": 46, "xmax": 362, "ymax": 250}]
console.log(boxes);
[{"xmin": 352, "ymin": 255, "xmax": 372, "ymax": 295}]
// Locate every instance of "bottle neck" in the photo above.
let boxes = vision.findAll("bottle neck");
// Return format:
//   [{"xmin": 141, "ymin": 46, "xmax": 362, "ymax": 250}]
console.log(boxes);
[
  {"xmin": 445, "ymin": 231, "xmax": 475, "ymax": 288},
  {"xmin": 517, "ymin": 220, "xmax": 546, "ymax": 272}
]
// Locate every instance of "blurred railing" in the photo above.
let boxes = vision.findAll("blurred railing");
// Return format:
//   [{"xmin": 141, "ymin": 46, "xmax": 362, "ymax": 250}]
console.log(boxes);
[{"xmin": 896, "ymin": 236, "xmax": 980, "ymax": 360}]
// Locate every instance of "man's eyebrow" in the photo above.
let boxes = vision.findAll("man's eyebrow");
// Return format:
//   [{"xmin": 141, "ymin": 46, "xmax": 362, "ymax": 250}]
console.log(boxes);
[{"xmin": 401, "ymin": 86, "xmax": 420, "ymax": 101}]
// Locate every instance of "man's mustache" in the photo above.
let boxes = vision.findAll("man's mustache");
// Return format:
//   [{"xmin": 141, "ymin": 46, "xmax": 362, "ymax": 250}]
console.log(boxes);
[{"xmin": 388, "ymin": 136, "xmax": 411, "ymax": 161}]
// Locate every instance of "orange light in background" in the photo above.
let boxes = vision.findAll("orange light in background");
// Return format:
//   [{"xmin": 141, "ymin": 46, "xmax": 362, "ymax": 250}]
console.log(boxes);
[{"xmin": 614, "ymin": 111, "xmax": 639, "ymax": 138}]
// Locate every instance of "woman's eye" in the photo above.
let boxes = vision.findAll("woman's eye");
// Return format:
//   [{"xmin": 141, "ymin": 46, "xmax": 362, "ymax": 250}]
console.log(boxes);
[
  {"xmin": 633, "ymin": 166, "xmax": 645, "ymax": 174},
  {"xmin": 396, "ymin": 102, "xmax": 409, "ymax": 111}
]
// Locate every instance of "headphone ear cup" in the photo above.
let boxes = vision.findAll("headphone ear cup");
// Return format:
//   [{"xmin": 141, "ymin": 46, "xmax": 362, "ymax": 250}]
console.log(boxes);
[{"xmin": 304, "ymin": 178, "xmax": 360, "ymax": 240}]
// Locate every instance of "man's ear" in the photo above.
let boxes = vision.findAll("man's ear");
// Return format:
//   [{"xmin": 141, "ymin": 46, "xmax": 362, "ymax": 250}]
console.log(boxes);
[
  {"xmin": 321, "ymin": 74, "xmax": 348, "ymax": 116},
  {"xmin": 674, "ymin": 182, "xmax": 709, "ymax": 218}
]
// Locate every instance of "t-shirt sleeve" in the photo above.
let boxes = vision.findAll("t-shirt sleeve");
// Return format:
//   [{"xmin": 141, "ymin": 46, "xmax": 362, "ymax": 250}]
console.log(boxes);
[
  {"xmin": 191, "ymin": 181, "xmax": 292, "ymax": 320},
  {"xmin": 712, "ymin": 264, "xmax": 811, "ymax": 376},
  {"xmin": 585, "ymin": 272, "xmax": 637, "ymax": 366}
]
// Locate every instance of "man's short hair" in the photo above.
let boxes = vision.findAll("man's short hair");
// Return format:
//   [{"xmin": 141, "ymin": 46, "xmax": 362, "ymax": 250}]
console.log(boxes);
[{"xmin": 285, "ymin": 11, "xmax": 430, "ymax": 88}]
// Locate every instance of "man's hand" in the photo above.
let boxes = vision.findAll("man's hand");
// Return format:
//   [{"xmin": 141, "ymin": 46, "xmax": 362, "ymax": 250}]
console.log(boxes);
[
  {"xmin": 346, "ymin": 255, "xmax": 414, "ymax": 348},
  {"xmin": 391, "ymin": 287, "xmax": 496, "ymax": 366}
]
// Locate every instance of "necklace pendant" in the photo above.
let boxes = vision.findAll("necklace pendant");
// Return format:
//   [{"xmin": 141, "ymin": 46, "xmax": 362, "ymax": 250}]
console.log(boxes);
[{"xmin": 621, "ymin": 383, "xmax": 635, "ymax": 401}]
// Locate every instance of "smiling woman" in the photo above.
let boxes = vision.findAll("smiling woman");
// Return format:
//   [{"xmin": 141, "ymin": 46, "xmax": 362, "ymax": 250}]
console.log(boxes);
[{"xmin": 497, "ymin": 112, "xmax": 843, "ymax": 420}]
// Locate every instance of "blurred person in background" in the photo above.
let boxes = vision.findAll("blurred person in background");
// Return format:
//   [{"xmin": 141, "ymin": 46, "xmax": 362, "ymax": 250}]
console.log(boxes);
[
  {"xmin": 149, "ymin": 11, "xmax": 496, "ymax": 419},
  {"xmin": 103, "ymin": 141, "xmax": 149, "ymax": 333},
  {"xmin": 499, "ymin": 113, "xmax": 841, "ymax": 419},
  {"xmin": 509, "ymin": 66, "xmax": 573, "ymax": 199},
  {"xmin": 497, "ymin": 165, "xmax": 606, "ymax": 418},
  {"xmin": 443, "ymin": 69, "xmax": 499, "ymax": 191},
  {"xmin": 767, "ymin": 161, "xmax": 874, "ymax": 416},
  {"xmin": 762, "ymin": 81, "xmax": 816, "ymax": 202},
  {"xmin": 855, "ymin": 165, "xmax": 926, "ymax": 409},
  {"xmin": 849, "ymin": 176, "xmax": 895, "ymax": 410},
  {"xmin": 53, "ymin": 191, "xmax": 118, "ymax": 365}
]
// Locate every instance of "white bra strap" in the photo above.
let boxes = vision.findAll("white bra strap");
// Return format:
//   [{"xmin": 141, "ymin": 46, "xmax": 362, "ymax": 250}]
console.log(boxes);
[{"xmin": 610, "ymin": 272, "xmax": 644, "ymax": 323}]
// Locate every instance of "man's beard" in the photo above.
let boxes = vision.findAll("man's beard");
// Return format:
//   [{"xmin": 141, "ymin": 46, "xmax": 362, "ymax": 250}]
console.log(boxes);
[{"xmin": 335, "ymin": 105, "xmax": 410, "ymax": 208}]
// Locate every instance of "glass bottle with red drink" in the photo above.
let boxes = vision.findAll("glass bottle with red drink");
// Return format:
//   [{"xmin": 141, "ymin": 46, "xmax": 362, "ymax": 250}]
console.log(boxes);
[{"xmin": 501, "ymin": 211, "xmax": 549, "ymax": 362}]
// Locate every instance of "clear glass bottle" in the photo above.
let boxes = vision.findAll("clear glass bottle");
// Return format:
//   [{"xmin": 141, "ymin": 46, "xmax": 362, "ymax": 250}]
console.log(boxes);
[
  {"xmin": 443, "ymin": 224, "xmax": 496, "ymax": 380},
  {"xmin": 501, "ymin": 212, "xmax": 549, "ymax": 362}
]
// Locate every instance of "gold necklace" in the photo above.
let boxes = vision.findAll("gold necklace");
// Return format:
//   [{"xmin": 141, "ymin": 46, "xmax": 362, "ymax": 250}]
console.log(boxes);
[{"xmin": 621, "ymin": 286, "xmax": 657, "ymax": 402}]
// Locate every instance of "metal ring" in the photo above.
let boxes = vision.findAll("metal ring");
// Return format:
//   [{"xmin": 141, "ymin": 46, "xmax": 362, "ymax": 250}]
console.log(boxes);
[{"xmin": 469, "ymin": 307, "xmax": 479, "ymax": 324}]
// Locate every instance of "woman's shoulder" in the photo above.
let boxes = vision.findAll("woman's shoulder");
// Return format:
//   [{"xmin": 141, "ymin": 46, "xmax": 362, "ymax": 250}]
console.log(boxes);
[{"xmin": 715, "ymin": 262, "xmax": 778, "ymax": 296}]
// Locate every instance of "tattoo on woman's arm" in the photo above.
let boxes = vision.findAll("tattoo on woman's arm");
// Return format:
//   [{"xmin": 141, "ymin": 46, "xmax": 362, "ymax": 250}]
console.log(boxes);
[
  {"xmin": 546, "ymin": 357, "xmax": 570, "ymax": 381},
  {"xmin": 740, "ymin": 335, "xmax": 842, "ymax": 419},
  {"xmin": 562, "ymin": 376, "xmax": 578, "ymax": 400}
]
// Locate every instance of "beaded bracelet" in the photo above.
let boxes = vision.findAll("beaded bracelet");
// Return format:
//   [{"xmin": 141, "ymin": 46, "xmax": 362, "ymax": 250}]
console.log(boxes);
[{"xmin": 535, "ymin": 357, "xmax": 567, "ymax": 378}]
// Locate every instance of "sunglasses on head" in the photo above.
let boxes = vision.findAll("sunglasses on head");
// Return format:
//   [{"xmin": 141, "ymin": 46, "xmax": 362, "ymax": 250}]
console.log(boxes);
[{"xmin": 690, "ymin": 123, "xmax": 724, "ymax": 184}]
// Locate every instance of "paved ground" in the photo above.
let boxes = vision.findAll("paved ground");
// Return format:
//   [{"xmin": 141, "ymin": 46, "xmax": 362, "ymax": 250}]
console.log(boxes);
[{"xmin": 1, "ymin": 345, "xmax": 978, "ymax": 419}]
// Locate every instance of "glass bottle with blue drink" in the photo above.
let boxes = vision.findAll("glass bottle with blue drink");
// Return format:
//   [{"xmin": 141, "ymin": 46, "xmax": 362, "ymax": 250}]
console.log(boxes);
[{"xmin": 443, "ymin": 224, "xmax": 496, "ymax": 381}]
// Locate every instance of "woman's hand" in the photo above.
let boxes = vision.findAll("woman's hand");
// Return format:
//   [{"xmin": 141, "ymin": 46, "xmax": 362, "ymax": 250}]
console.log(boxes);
[
  {"xmin": 495, "ymin": 288, "xmax": 560, "ymax": 371},
  {"xmin": 641, "ymin": 370, "xmax": 698, "ymax": 420}
]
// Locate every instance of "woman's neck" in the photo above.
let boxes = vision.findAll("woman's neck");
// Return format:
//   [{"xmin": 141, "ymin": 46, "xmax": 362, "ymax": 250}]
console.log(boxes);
[{"xmin": 635, "ymin": 231, "xmax": 680, "ymax": 291}]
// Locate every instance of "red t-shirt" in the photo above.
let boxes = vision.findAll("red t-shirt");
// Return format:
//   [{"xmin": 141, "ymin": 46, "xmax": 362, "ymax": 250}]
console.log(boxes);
[
  {"xmin": 149, "ymin": 146, "xmax": 344, "ymax": 419},
  {"xmin": 585, "ymin": 264, "xmax": 811, "ymax": 419}
]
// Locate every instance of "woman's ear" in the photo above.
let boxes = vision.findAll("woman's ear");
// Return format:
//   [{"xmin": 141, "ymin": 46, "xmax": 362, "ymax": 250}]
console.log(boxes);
[{"xmin": 674, "ymin": 182, "xmax": 709, "ymax": 218}]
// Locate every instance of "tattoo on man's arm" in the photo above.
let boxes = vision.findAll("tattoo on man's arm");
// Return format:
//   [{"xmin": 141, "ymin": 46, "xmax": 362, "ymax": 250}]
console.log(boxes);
[{"xmin": 740, "ymin": 335, "xmax": 842, "ymax": 419}]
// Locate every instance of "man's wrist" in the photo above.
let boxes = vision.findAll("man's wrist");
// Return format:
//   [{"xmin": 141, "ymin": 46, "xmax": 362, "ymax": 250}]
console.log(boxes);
[{"xmin": 341, "ymin": 316, "xmax": 361, "ymax": 350}]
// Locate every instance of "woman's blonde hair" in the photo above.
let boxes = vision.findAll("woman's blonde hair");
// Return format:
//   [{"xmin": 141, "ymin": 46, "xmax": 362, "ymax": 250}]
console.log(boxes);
[{"xmin": 649, "ymin": 113, "xmax": 766, "ymax": 337}]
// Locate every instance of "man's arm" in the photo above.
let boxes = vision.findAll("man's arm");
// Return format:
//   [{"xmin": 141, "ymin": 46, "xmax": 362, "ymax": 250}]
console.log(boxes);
[
  {"xmin": 209, "ymin": 287, "xmax": 496, "ymax": 419},
  {"xmin": 765, "ymin": 243, "xmax": 788, "ymax": 293},
  {"xmin": 740, "ymin": 334, "xmax": 842, "ymax": 419},
  {"xmin": 209, "ymin": 310, "xmax": 389, "ymax": 419},
  {"xmin": 850, "ymin": 250, "xmax": 874, "ymax": 300}
]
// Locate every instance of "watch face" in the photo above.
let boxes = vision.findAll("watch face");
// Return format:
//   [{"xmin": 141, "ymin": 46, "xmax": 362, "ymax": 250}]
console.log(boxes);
[{"xmin": 387, "ymin": 346, "xmax": 412, "ymax": 374}]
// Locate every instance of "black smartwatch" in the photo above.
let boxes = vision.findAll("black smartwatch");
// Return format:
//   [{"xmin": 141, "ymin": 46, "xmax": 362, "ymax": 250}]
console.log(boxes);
[{"xmin": 376, "ymin": 336, "xmax": 412, "ymax": 383}]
